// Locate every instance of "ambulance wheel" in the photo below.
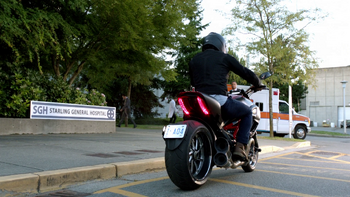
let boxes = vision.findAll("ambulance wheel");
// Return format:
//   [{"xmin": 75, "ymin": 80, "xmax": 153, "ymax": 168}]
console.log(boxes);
[{"xmin": 293, "ymin": 125, "xmax": 306, "ymax": 140}]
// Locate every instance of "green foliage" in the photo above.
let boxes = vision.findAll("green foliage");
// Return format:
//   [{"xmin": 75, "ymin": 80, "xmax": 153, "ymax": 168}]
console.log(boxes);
[
  {"xmin": 93, "ymin": 77, "xmax": 162, "ymax": 119},
  {"xmin": 85, "ymin": 89, "xmax": 107, "ymax": 106},
  {"xmin": 274, "ymin": 80, "xmax": 308, "ymax": 112},
  {"xmin": 130, "ymin": 82, "xmax": 163, "ymax": 119},
  {"xmin": 0, "ymin": 0, "xmax": 85, "ymax": 73},
  {"xmin": 0, "ymin": 64, "xmax": 106, "ymax": 118},
  {"xmin": 225, "ymin": 0, "xmax": 325, "ymax": 135},
  {"xmin": 227, "ymin": 47, "xmax": 251, "ymax": 86},
  {"xmin": 224, "ymin": 0, "xmax": 324, "ymax": 86},
  {"xmin": 0, "ymin": 64, "xmax": 44, "ymax": 117},
  {"xmin": 0, "ymin": 0, "xmax": 204, "ymax": 119},
  {"xmin": 311, "ymin": 130, "xmax": 350, "ymax": 137},
  {"xmin": 71, "ymin": 88, "xmax": 107, "ymax": 106},
  {"xmin": 160, "ymin": 7, "xmax": 208, "ymax": 99}
]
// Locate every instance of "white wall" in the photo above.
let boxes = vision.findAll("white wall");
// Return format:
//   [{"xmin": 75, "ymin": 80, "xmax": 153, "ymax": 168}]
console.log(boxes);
[{"xmin": 305, "ymin": 66, "xmax": 350, "ymax": 127}]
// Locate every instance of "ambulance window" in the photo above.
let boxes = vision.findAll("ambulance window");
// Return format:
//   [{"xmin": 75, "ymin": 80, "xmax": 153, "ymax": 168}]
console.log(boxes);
[
  {"xmin": 279, "ymin": 102, "xmax": 289, "ymax": 114},
  {"xmin": 255, "ymin": 102, "xmax": 263, "ymax": 111}
]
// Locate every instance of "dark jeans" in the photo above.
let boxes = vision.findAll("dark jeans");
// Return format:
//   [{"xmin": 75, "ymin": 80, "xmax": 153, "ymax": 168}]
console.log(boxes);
[
  {"xmin": 169, "ymin": 113, "xmax": 177, "ymax": 123},
  {"xmin": 221, "ymin": 97, "xmax": 252, "ymax": 144},
  {"xmin": 118, "ymin": 109, "xmax": 136, "ymax": 127}
]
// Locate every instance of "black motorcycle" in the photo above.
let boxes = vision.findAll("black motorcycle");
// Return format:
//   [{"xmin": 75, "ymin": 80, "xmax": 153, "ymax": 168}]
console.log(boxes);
[{"xmin": 162, "ymin": 72, "xmax": 271, "ymax": 190}]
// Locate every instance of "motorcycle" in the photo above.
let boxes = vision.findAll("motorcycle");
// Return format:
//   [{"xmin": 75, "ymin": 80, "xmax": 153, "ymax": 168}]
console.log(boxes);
[{"xmin": 162, "ymin": 72, "xmax": 271, "ymax": 190}]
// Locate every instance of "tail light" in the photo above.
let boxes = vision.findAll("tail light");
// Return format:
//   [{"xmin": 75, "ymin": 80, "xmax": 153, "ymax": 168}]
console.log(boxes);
[
  {"xmin": 178, "ymin": 98, "xmax": 190, "ymax": 115},
  {"xmin": 178, "ymin": 96, "xmax": 210, "ymax": 116},
  {"xmin": 197, "ymin": 97, "xmax": 209, "ymax": 115}
]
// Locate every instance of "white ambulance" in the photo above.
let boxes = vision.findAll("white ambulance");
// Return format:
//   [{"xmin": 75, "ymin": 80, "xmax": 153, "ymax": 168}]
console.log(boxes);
[{"xmin": 250, "ymin": 88, "xmax": 311, "ymax": 139}]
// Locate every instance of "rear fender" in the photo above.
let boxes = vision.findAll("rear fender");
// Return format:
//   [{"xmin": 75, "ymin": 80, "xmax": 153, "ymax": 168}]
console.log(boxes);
[{"xmin": 163, "ymin": 120, "xmax": 211, "ymax": 151}]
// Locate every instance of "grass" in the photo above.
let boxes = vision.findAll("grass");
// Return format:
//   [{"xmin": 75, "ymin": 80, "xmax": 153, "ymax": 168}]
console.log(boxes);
[
  {"xmin": 310, "ymin": 130, "xmax": 350, "ymax": 136},
  {"xmin": 119, "ymin": 125, "xmax": 311, "ymax": 142},
  {"xmin": 116, "ymin": 117, "xmax": 184, "ymax": 130},
  {"xmin": 136, "ymin": 125, "xmax": 165, "ymax": 130},
  {"xmin": 117, "ymin": 124, "xmax": 165, "ymax": 130},
  {"xmin": 257, "ymin": 136, "xmax": 305, "ymax": 142},
  {"xmin": 117, "ymin": 122, "xmax": 350, "ymax": 139}
]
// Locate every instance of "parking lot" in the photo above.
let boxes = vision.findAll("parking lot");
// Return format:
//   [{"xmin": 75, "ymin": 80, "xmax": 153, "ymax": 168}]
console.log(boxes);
[{"xmin": 87, "ymin": 147, "xmax": 350, "ymax": 197}]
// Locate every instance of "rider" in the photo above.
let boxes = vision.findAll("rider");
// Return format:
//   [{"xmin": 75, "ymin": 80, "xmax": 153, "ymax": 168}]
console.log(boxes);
[{"xmin": 189, "ymin": 32, "xmax": 261, "ymax": 161}]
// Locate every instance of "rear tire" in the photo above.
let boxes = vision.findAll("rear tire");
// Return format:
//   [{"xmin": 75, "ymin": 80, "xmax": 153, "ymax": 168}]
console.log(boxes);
[
  {"xmin": 293, "ymin": 125, "xmax": 307, "ymax": 139},
  {"xmin": 165, "ymin": 121, "xmax": 213, "ymax": 190}
]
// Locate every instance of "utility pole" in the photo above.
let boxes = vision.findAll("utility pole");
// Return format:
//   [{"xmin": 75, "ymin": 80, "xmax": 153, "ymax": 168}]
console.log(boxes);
[{"xmin": 341, "ymin": 81, "xmax": 347, "ymax": 134}]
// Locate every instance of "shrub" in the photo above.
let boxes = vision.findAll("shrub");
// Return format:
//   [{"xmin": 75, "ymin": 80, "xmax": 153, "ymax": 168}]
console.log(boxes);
[
  {"xmin": 0, "ymin": 64, "xmax": 45, "ymax": 117},
  {"xmin": 0, "ymin": 63, "xmax": 107, "ymax": 118}
]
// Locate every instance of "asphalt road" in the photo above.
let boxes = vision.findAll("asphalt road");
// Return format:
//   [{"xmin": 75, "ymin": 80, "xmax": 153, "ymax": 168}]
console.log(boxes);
[
  {"xmin": 1, "ymin": 126, "xmax": 349, "ymax": 196},
  {"xmin": 30, "ymin": 134, "xmax": 350, "ymax": 197}
]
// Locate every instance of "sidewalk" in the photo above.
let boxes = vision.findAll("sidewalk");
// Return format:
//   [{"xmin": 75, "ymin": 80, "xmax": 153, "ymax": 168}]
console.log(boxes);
[{"xmin": 0, "ymin": 127, "xmax": 311, "ymax": 195}]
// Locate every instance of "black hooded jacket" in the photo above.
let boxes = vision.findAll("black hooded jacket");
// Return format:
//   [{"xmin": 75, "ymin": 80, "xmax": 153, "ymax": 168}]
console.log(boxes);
[{"xmin": 189, "ymin": 49, "xmax": 260, "ymax": 96}]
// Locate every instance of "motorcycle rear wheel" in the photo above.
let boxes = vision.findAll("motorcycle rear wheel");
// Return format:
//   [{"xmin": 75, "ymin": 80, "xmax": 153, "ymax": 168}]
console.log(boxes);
[
  {"xmin": 242, "ymin": 138, "xmax": 258, "ymax": 172},
  {"xmin": 165, "ymin": 121, "xmax": 213, "ymax": 190}
]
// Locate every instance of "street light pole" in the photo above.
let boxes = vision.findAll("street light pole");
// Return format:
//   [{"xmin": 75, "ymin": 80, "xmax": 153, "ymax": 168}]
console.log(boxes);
[{"xmin": 341, "ymin": 81, "xmax": 347, "ymax": 134}]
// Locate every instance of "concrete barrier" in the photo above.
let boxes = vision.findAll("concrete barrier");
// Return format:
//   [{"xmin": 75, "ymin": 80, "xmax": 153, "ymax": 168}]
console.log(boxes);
[
  {"xmin": 35, "ymin": 164, "xmax": 116, "ymax": 193},
  {"xmin": 0, "ymin": 118, "xmax": 115, "ymax": 135},
  {"xmin": 0, "ymin": 158, "xmax": 165, "ymax": 193},
  {"xmin": 0, "ymin": 174, "xmax": 39, "ymax": 193}
]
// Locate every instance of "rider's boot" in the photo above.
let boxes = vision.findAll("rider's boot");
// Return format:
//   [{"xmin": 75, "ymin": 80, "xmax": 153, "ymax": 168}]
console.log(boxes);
[{"xmin": 232, "ymin": 142, "xmax": 248, "ymax": 161}]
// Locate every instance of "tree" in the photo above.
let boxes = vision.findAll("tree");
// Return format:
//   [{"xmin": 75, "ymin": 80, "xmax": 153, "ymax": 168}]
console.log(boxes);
[
  {"xmin": 101, "ymin": 77, "xmax": 163, "ymax": 119},
  {"xmin": 160, "ymin": 5, "xmax": 208, "ymax": 100},
  {"xmin": 82, "ymin": 0, "xmax": 201, "ymax": 100},
  {"xmin": 275, "ymin": 79, "xmax": 308, "ymax": 112},
  {"xmin": 0, "ymin": 0, "xmax": 89, "ymax": 74},
  {"xmin": 225, "ymin": 0, "xmax": 323, "ymax": 136},
  {"xmin": 0, "ymin": 0, "xmax": 203, "ymax": 118},
  {"xmin": 1, "ymin": 0, "xmax": 198, "ymax": 86},
  {"xmin": 227, "ymin": 48, "xmax": 251, "ymax": 86}
]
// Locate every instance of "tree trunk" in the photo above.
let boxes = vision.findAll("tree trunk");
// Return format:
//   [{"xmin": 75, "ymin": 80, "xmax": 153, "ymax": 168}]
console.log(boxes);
[
  {"xmin": 68, "ymin": 61, "xmax": 86, "ymax": 86},
  {"xmin": 52, "ymin": 54, "xmax": 60, "ymax": 77},
  {"xmin": 63, "ymin": 60, "xmax": 75, "ymax": 82},
  {"xmin": 127, "ymin": 77, "xmax": 132, "ymax": 99}
]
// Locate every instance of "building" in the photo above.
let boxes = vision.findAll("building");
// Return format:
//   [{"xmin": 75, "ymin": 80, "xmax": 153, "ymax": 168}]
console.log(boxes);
[{"xmin": 304, "ymin": 66, "xmax": 350, "ymax": 127}]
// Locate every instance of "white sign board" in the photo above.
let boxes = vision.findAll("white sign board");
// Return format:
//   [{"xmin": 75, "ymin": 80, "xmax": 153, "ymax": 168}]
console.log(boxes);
[{"xmin": 30, "ymin": 101, "xmax": 116, "ymax": 121}]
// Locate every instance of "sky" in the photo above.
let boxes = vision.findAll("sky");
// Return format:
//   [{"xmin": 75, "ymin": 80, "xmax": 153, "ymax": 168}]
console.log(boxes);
[{"xmin": 200, "ymin": 0, "xmax": 350, "ymax": 68}]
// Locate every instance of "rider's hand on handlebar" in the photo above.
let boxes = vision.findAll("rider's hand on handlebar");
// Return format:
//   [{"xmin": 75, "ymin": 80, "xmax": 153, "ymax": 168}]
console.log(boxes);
[{"xmin": 252, "ymin": 84, "xmax": 266, "ymax": 91}]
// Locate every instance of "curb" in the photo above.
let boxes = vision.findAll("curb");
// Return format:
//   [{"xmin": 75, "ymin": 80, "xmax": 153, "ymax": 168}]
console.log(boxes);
[
  {"xmin": 0, "ymin": 158, "xmax": 165, "ymax": 194},
  {"xmin": 260, "ymin": 146, "xmax": 284, "ymax": 153},
  {"xmin": 0, "ymin": 143, "xmax": 310, "ymax": 194}
]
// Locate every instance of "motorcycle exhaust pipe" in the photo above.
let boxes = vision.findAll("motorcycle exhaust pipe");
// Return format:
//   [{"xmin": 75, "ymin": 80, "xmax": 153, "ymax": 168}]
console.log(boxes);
[
  {"xmin": 214, "ymin": 152, "xmax": 230, "ymax": 168},
  {"xmin": 214, "ymin": 138, "xmax": 232, "ymax": 167},
  {"xmin": 231, "ymin": 160, "xmax": 245, "ymax": 169},
  {"xmin": 214, "ymin": 137, "xmax": 230, "ymax": 153}
]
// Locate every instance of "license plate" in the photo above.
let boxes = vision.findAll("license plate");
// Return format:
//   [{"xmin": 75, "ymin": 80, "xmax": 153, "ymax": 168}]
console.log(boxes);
[{"xmin": 163, "ymin": 124, "xmax": 187, "ymax": 138}]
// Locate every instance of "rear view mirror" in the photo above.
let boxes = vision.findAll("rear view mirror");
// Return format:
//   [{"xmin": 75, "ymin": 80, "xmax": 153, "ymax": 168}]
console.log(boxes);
[{"xmin": 259, "ymin": 72, "xmax": 272, "ymax": 80}]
